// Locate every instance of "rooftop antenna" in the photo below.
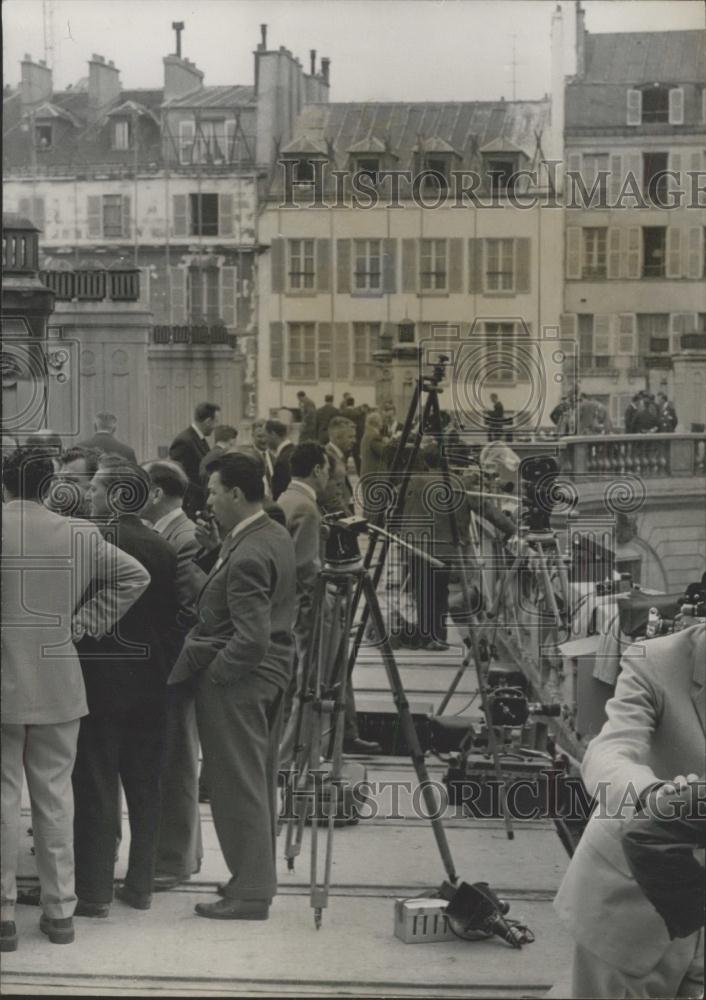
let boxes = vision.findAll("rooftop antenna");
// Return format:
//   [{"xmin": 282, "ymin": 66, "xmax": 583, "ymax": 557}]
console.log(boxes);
[
  {"xmin": 42, "ymin": 0, "xmax": 55, "ymax": 68},
  {"xmin": 502, "ymin": 34, "xmax": 520, "ymax": 100},
  {"xmin": 172, "ymin": 21, "xmax": 185, "ymax": 58}
]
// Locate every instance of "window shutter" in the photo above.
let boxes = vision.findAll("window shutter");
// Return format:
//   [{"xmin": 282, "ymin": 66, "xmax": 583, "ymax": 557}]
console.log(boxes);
[
  {"xmin": 270, "ymin": 237, "xmax": 285, "ymax": 293},
  {"xmin": 336, "ymin": 239, "xmax": 351, "ymax": 293},
  {"xmin": 220, "ymin": 265, "xmax": 237, "ymax": 327},
  {"xmin": 178, "ymin": 120, "xmax": 195, "ymax": 165},
  {"xmin": 448, "ymin": 238, "xmax": 463, "ymax": 292},
  {"xmin": 172, "ymin": 194, "xmax": 188, "ymax": 238},
  {"xmin": 270, "ymin": 322, "xmax": 283, "ymax": 378},
  {"xmin": 225, "ymin": 119, "xmax": 237, "ymax": 162},
  {"xmin": 382, "ymin": 238, "xmax": 396, "ymax": 294},
  {"xmin": 335, "ymin": 323, "xmax": 349, "ymax": 379},
  {"xmin": 668, "ymin": 87, "xmax": 684, "ymax": 125},
  {"xmin": 168, "ymin": 266, "xmax": 187, "ymax": 323},
  {"xmin": 594, "ymin": 314, "xmax": 612, "ymax": 355},
  {"xmin": 514, "ymin": 237, "xmax": 530, "ymax": 293},
  {"xmin": 87, "ymin": 195, "xmax": 102, "ymax": 238},
  {"xmin": 626, "ymin": 89, "xmax": 642, "ymax": 126},
  {"xmin": 666, "ymin": 226, "xmax": 682, "ymax": 278},
  {"xmin": 669, "ymin": 151, "xmax": 682, "ymax": 200},
  {"xmin": 626, "ymin": 226, "xmax": 641, "ymax": 279},
  {"xmin": 402, "ymin": 239, "xmax": 417, "ymax": 293},
  {"xmin": 625, "ymin": 153, "xmax": 642, "ymax": 204},
  {"xmin": 121, "ymin": 195, "xmax": 131, "ymax": 239},
  {"xmin": 318, "ymin": 322, "xmax": 332, "ymax": 379},
  {"xmin": 670, "ymin": 312, "xmax": 691, "ymax": 352},
  {"xmin": 609, "ymin": 154, "xmax": 622, "ymax": 204},
  {"xmin": 219, "ymin": 194, "xmax": 234, "ymax": 237},
  {"xmin": 32, "ymin": 196, "xmax": 45, "ymax": 232},
  {"xmin": 616, "ymin": 314, "xmax": 636, "ymax": 355},
  {"xmin": 566, "ymin": 227, "xmax": 582, "ymax": 279},
  {"xmin": 607, "ymin": 227, "xmax": 623, "ymax": 279},
  {"xmin": 316, "ymin": 239, "xmax": 331, "ymax": 292},
  {"xmin": 559, "ymin": 313, "xmax": 577, "ymax": 340},
  {"xmin": 686, "ymin": 226, "xmax": 703, "ymax": 279},
  {"xmin": 468, "ymin": 238, "xmax": 483, "ymax": 293}
]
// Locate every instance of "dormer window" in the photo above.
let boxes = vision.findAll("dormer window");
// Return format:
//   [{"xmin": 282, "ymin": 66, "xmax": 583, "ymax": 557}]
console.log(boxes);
[
  {"xmin": 35, "ymin": 124, "xmax": 52, "ymax": 149},
  {"xmin": 354, "ymin": 157, "xmax": 380, "ymax": 184},
  {"xmin": 113, "ymin": 119, "xmax": 132, "ymax": 151},
  {"xmin": 641, "ymin": 86, "xmax": 669, "ymax": 124},
  {"xmin": 423, "ymin": 156, "xmax": 449, "ymax": 191},
  {"xmin": 487, "ymin": 157, "xmax": 517, "ymax": 196},
  {"xmin": 294, "ymin": 158, "xmax": 316, "ymax": 183},
  {"xmin": 627, "ymin": 85, "xmax": 684, "ymax": 125}
]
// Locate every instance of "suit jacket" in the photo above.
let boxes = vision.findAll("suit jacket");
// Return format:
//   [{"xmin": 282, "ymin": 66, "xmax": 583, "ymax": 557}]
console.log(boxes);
[
  {"xmin": 1, "ymin": 501, "xmax": 149, "ymax": 725},
  {"xmin": 298, "ymin": 400, "xmax": 317, "ymax": 442},
  {"xmin": 320, "ymin": 444, "xmax": 354, "ymax": 516},
  {"xmin": 78, "ymin": 430, "xmax": 137, "ymax": 463},
  {"xmin": 277, "ymin": 482, "xmax": 322, "ymax": 613},
  {"xmin": 154, "ymin": 509, "xmax": 207, "ymax": 633},
  {"xmin": 235, "ymin": 445, "xmax": 273, "ymax": 497},
  {"xmin": 271, "ymin": 442, "xmax": 295, "ymax": 501},
  {"xmin": 316, "ymin": 404, "xmax": 340, "ymax": 444},
  {"xmin": 77, "ymin": 514, "xmax": 179, "ymax": 718},
  {"xmin": 169, "ymin": 513, "xmax": 296, "ymax": 692},
  {"xmin": 554, "ymin": 624, "xmax": 706, "ymax": 976}
]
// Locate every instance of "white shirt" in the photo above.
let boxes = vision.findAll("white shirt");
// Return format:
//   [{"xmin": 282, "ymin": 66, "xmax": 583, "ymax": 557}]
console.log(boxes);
[
  {"xmin": 153, "ymin": 506, "xmax": 184, "ymax": 535},
  {"xmin": 191, "ymin": 422, "xmax": 207, "ymax": 442}
]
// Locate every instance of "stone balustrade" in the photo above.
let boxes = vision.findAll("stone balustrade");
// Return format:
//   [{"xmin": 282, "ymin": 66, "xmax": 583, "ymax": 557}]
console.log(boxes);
[{"xmin": 558, "ymin": 433, "xmax": 706, "ymax": 478}]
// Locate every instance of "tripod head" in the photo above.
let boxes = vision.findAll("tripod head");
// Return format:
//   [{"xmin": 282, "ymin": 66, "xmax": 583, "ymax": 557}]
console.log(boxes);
[
  {"xmin": 421, "ymin": 353, "xmax": 449, "ymax": 393},
  {"xmin": 321, "ymin": 513, "xmax": 368, "ymax": 569}
]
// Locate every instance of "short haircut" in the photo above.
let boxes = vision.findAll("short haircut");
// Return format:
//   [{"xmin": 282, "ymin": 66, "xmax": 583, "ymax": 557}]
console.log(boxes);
[
  {"xmin": 194, "ymin": 401, "xmax": 220, "ymax": 423},
  {"xmin": 490, "ymin": 393, "xmax": 498, "ymax": 401},
  {"xmin": 344, "ymin": 397, "xmax": 355, "ymax": 407},
  {"xmin": 142, "ymin": 459, "xmax": 189, "ymax": 498},
  {"xmin": 657, "ymin": 392, "xmax": 667, "ymax": 400},
  {"xmin": 290, "ymin": 442, "xmax": 327, "ymax": 478},
  {"xmin": 263, "ymin": 500, "xmax": 286, "ymax": 526},
  {"xmin": 324, "ymin": 394, "xmax": 334, "ymax": 403},
  {"xmin": 95, "ymin": 412, "xmax": 117, "ymax": 432},
  {"xmin": 214, "ymin": 424, "xmax": 238, "ymax": 445},
  {"xmin": 296, "ymin": 391, "xmax": 305, "ymax": 399},
  {"xmin": 205, "ymin": 453, "xmax": 264, "ymax": 502},
  {"xmin": 632, "ymin": 394, "xmax": 642, "ymax": 402},
  {"xmin": 95, "ymin": 455, "xmax": 151, "ymax": 514},
  {"xmin": 59, "ymin": 446, "xmax": 101, "ymax": 477},
  {"xmin": 24, "ymin": 429, "xmax": 63, "ymax": 454},
  {"xmin": 2, "ymin": 447, "xmax": 55, "ymax": 501},
  {"xmin": 328, "ymin": 416, "xmax": 355, "ymax": 433},
  {"xmin": 265, "ymin": 419, "xmax": 287, "ymax": 440}
]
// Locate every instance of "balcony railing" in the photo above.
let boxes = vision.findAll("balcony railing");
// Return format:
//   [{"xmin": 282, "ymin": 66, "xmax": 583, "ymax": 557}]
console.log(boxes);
[
  {"xmin": 152, "ymin": 324, "xmax": 237, "ymax": 347},
  {"xmin": 40, "ymin": 269, "xmax": 140, "ymax": 302},
  {"xmin": 559, "ymin": 433, "xmax": 706, "ymax": 478}
]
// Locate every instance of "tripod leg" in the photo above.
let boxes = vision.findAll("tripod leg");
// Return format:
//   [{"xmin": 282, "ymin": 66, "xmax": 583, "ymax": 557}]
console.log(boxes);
[
  {"xmin": 361, "ymin": 573, "xmax": 458, "ymax": 885},
  {"xmin": 311, "ymin": 576, "xmax": 355, "ymax": 928}
]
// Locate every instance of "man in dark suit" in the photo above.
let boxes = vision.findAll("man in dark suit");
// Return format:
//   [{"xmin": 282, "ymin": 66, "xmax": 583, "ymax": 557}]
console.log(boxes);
[
  {"xmin": 72, "ymin": 458, "xmax": 179, "ymax": 916},
  {"xmin": 266, "ymin": 419, "xmax": 295, "ymax": 501},
  {"xmin": 297, "ymin": 391, "xmax": 317, "ymax": 442},
  {"xmin": 78, "ymin": 412, "xmax": 137, "ymax": 463},
  {"xmin": 170, "ymin": 454, "xmax": 296, "ymax": 921},
  {"xmin": 141, "ymin": 460, "xmax": 207, "ymax": 890},
  {"xmin": 624, "ymin": 394, "xmax": 640, "ymax": 434},
  {"xmin": 316, "ymin": 394, "xmax": 339, "ymax": 445},
  {"xmin": 485, "ymin": 393, "xmax": 505, "ymax": 441},
  {"xmin": 169, "ymin": 402, "xmax": 221, "ymax": 518},
  {"xmin": 199, "ymin": 425, "xmax": 239, "ymax": 482}
]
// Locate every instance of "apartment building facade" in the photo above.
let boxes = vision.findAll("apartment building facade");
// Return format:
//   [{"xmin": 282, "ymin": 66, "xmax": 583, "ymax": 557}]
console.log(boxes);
[{"xmin": 563, "ymin": 12, "xmax": 706, "ymax": 430}]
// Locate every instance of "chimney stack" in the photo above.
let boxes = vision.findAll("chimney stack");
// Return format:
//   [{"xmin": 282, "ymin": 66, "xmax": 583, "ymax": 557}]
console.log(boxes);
[
  {"xmin": 260, "ymin": 24, "xmax": 268, "ymax": 51},
  {"xmin": 575, "ymin": 2, "xmax": 586, "ymax": 77},
  {"xmin": 163, "ymin": 54, "xmax": 204, "ymax": 101},
  {"xmin": 88, "ymin": 53, "xmax": 121, "ymax": 110},
  {"xmin": 310, "ymin": 50, "xmax": 317, "ymax": 75},
  {"xmin": 550, "ymin": 5, "xmax": 565, "ymax": 190},
  {"xmin": 20, "ymin": 54, "xmax": 52, "ymax": 106},
  {"xmin": 321, "ymin": 57, "xmax": 330, "ymax": 86}
]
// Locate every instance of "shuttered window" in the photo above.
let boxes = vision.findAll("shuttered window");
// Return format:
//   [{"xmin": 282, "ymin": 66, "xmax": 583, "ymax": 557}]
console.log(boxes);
[
  {"xmin": 288, "ymin": 239, "xmax": 315, "ymax": 291},
  {"xmin": 420, "ymin": 239, "xmax": 447, "ymax": 291},
  {"xmin": 352, "ymin": 322, "xmax": 380, "ymax": 381},
  {"xmin": 480, "ymin": 321, "xmax": 529, "ymax": 383},
  {"xmin": 187, "ymin": 267, "xmax": 220, "ymax": 321},
  {"xmin": 288, "ymin": 322, "xmax": 317, "ymax": 380},
  {"xmin": 582, "ymin": 228, "xmax": 607, "ymax": 278},
  {"xmin": 485, "ymin": 238, "xmax": 514, "ymax": 291},
  {"xmin": 353, "ymin": 239, "xmax": 382, "ymax": 291}
]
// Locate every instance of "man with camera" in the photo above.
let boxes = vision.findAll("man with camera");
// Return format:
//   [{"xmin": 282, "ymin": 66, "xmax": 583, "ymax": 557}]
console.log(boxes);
[
  {"xmin": 169, "ymin": 454, "xmax": 297, "ymax": 920},
  {"xmin": 551, "ymin": 622, "xmax": 705, "ymax": 998}
]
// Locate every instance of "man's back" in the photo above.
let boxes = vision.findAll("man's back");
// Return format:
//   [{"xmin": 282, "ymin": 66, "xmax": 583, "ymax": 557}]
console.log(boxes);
[
  {"xmin": 321, "ymin": 444, "xmax": 353, "ymax": 515},
  {"xmin": 278, "ymin": 482, "xmax": 321, "ymax": 601},
  {"xmin": 78, "ymin": 431, "xmax": 137, "ymax": 463}
]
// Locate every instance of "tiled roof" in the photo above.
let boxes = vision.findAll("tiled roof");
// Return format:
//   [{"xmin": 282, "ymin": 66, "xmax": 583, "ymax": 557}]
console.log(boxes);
[
  {"xmin": 285, "ymin": 100, "xmax": 549, "ymax": 167},
  {"xmin": 583, "ymin": 30, "xmax": 704, "ymax": 83}
]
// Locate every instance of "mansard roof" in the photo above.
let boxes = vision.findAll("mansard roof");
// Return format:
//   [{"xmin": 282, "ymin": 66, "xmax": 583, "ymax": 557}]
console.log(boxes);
[{"xmin": 582, "ymin": 29, "xmax": 704, "ymax": 84}]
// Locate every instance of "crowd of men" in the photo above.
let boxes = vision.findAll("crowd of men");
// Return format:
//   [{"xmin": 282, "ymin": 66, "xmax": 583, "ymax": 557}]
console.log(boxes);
[{"xmin": 550, "ymin": 389, "xmax": 679, "ymax": 436}]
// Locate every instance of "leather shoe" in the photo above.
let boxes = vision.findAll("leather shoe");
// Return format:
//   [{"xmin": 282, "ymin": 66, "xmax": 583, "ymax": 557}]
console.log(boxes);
[
  {"xmin": 115, "ymin": 885, "xmax": 152, "ymax": 910},
  {"xmin": 152, "ymin": 874, "xmax": 190, "ymax": 892},
  {"xmin": 0, "ymin": 921, "xmax": 17, "ymax": 952},
  {"xmin": 39, "ymin": 914, "xmax": 74, "ymax": 945},
  {"xmin": 195, "ymin": 897, "xmax": 269, "ymax": 920},
  {"xmin": 74, "ymin": 900, "xmax": 110, "ymax": 918},
  {"xmin": 343, "ymin": 737, "xmax": 382, "ymax": 755}
]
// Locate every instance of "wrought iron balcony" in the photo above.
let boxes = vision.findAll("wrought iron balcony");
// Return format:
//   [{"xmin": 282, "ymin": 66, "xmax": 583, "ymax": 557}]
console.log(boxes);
[
  {"xmin": 40, "ymin": 269, "xmax": 140, "ymax": 302},
  {"xmin": 151, "ymin": 324, "xmax": 237, "ymax": 347}
]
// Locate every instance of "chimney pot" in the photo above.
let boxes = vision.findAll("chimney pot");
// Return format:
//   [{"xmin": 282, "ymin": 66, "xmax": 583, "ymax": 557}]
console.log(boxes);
[
  {"xmin": 321, "ymin": 57, "xmax": 330, "ymax": 85},
  {"xmin": 24, "ymin": 53, "xmax": 31, "ymax": 60},
  {"xmin": 310, "ymin": 49, "xmax": 316, "ymax": 75},
  {"xmin": 260, "ymin": 23, "xmax": 267, "ymax": 49}
]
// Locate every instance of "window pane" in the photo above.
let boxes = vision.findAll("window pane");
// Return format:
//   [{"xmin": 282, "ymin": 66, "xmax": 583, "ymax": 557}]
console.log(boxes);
[{"xmin": 103, "ymin": 195, "xmax": 123, "ymax": 237}]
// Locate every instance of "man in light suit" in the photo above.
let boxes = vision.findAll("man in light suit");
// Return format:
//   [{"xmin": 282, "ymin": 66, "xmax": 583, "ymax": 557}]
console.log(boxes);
[
  {"xmin": 170, "ymin": 454, "xmax": 296, "ymax": 920},
  {"xmin": 551, "ymin": 623, "xmax": 705, "ymax": 998},
  {"xmin": 1, "ymin": 448, "xmax": 149, "ymax": 951},
  {"xmin": 266, "ymin": 419, "xmax": 295, "ymax": 502},
  {"xmin": 141, "ymin": 460, "xmax": 207, "ymax": 891},
  {"xmin": 169, "ymin": 401, "xmax": 220, "ymax": 519},
  {"xmin": 277, "ymin": 443, "xmax": 329, "ymax": 765},
  {"xmin": 321, "ymin": 416, "xmax": 356, "ymax": 516}
]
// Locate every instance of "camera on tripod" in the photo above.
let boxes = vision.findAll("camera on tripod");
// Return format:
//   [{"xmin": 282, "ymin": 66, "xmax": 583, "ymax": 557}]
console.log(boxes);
[
  {"xmin": 321, "ymin": 512, "xmax": 369, "ymax": 567},
  {"xmin": 519, "ymin": 455, "xmax": 561, "ymax": 534}
]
